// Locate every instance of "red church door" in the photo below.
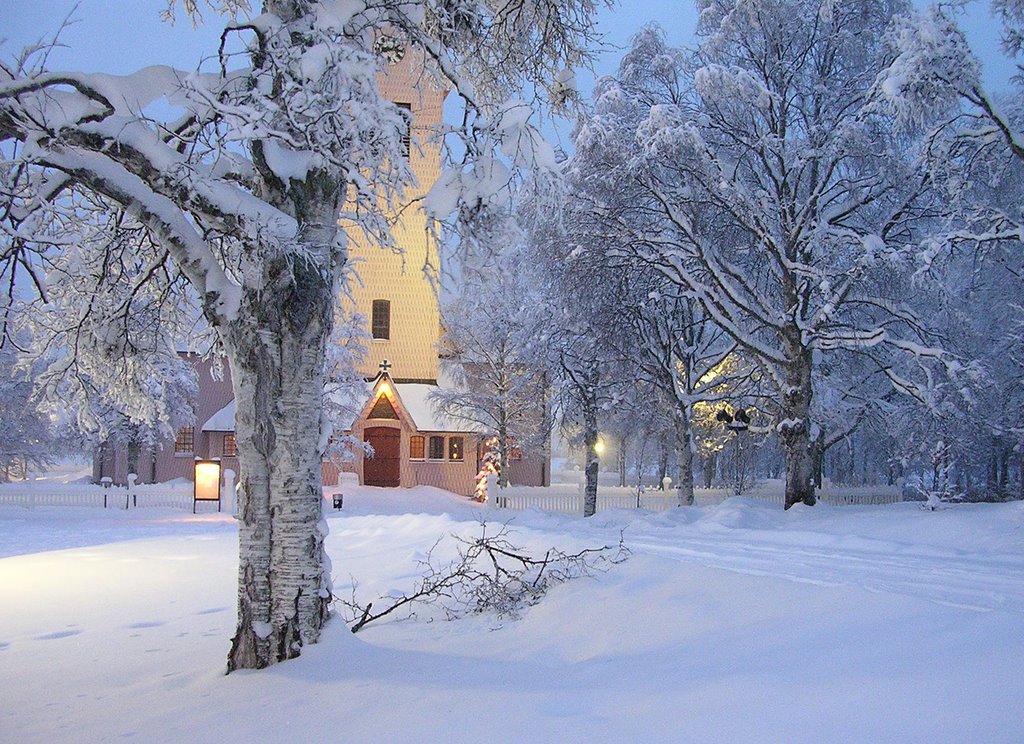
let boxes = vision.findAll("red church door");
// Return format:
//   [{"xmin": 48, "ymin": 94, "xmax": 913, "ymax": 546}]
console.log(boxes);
[{"xmin": 363, "ymin": 427, "xmax": 401, "ymax": 487}]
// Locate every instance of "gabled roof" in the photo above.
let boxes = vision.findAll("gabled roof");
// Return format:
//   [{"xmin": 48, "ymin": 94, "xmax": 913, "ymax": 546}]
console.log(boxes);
[
  {"xmin": 387, "ymin": 381, "xmax": 478, "ymax": 432},
  {"xmin": 355, "ymin": 372, "xmax": 417, "ymax": 430},
  {"xmin": 198, "ymin": 373, "xmax": 481, "ymax": 435},
  {"xmin": 202, "ymin": 400, "xmax": 236, "ymax": 432},
  {"xmin": 357, "ymin": 370, "xmax": 481, "ymax": 433}
]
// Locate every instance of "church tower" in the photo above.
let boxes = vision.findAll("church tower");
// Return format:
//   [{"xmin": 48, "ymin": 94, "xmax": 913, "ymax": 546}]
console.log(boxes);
[{"xmin": 346, "ymin": 43, "xmax": 447, "ymax": 383}]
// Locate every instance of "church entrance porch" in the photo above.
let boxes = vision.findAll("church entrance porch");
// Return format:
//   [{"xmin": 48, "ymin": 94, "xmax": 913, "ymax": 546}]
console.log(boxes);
[{"xmin": 363, "ymin": 427, "xmax": 401, "ymax": 487}]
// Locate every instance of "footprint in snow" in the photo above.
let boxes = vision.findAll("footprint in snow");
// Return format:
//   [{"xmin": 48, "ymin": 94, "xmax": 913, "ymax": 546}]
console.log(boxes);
[
  {"xmin": 124, "ymin": 621, "xmax": 166, "ymax": 629},
  {"xmin": 195, "ymin": 606, "xmax": 229, "ymax": 615},
  {"xmin": 33, "ymin": 630, "xmax": 83, "ymax": 641}
]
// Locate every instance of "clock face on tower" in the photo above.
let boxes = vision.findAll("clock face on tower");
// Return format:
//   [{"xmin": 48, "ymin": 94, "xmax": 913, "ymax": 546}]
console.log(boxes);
[{"xmin": 374, "ymin": 35, "xmax": 405, "ymax": 65}]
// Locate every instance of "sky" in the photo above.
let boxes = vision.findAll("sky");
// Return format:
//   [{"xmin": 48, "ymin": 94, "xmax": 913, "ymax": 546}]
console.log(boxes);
[{"xmin": 1, "ymin": 0, "xmax": 1016, "ymax": 90}]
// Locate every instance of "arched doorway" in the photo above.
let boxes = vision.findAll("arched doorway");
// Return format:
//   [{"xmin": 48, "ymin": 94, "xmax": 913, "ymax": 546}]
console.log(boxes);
[{"xmin": 363, "ymin": 427, "xmax": 401, "ymax": 487}]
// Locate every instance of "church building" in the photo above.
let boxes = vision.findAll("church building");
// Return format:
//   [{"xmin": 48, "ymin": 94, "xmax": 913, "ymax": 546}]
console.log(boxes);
[{"xmin": 94, "ymin": 43, "xmax": 549, "ymax": 497}]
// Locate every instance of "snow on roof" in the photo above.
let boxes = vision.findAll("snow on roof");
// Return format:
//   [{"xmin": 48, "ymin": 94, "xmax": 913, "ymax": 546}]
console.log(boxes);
[
  {"xmin": 198, "ymin": 376, "xmax": 480, "ymax": 435},
  {"xmin": 392, "ymin": 382, "xmax": 481, "ymax": 433},
  {"xmin": 202, "ymin": 400, "xmax": 236, "ymax": 432}
]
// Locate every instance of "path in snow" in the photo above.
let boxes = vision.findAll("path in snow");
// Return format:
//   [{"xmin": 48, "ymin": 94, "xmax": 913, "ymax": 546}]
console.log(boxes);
[
  {"xmin": 335, "ymin": 486, "xmax": 1024, "ymax": 617},
  {"xmin": 628, "ymin": 534, "xmax": 1024, "ymax": 614}
]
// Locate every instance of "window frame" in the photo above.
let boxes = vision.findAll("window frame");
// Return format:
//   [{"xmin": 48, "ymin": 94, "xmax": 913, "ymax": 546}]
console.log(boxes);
[
  {"xmin": 223, "ymin": 433, "xmax": 237, "ymax": 457},
  {"xmin": 448, "ymin": 436, "xmax": 464, "ymax": 462},
  {"xmin": 174, "ymin": 426, "xmax": 195, "ymax": 455},
  {"xmin": 395, "ymin": 102, "xmax": 412, "ymax": 158},
  {"xmin": 371, "ymin": 299, "xmax": 391, "ymax": 340},
  {"xmin": 428, "ymin": 435, "xmax": 445, "ymax": 461},
  {"xmin": 409, "ymin": 435, "xmax": 425, "ymax": 461}
]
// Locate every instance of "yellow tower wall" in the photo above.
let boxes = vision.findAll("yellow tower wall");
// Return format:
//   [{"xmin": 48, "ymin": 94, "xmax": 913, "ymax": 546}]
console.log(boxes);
[{"xmin": 346, "ymin": 53, "xmax": 447, "ymax": 382}]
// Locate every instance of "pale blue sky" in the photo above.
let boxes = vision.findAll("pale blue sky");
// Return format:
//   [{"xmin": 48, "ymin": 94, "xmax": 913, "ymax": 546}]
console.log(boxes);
[{"xmin": 1, "ymin": 0, "xmax": 1015, "ymax": 89}]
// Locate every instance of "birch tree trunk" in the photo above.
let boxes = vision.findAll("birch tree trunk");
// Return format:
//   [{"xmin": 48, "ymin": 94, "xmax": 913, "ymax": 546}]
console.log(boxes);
[
  {"xmin": 582, "ymin": 394, "xmax": 599, "ymax": 518},
  {"xmin": 497, "ymin": 412, "xmax": 510, "ymax": 489},
  {"xmin": 780, "ymin": 341, "xmax": 816, "ymax": 510},
  {"xmin": 618, "ymin": 434, "xmax": 628, "ymax": 488},
  {"xmin": 223, "ymin": 226, "xmax": 336, "ymax": 671},
  {"xmin": 674, "ymin": 405, "xmax": 695, "ymax": 506}
]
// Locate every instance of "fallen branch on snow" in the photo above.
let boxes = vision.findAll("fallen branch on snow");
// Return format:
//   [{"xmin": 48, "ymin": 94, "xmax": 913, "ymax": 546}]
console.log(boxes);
[{"xmin": 340, "ymin": 523, "xmax": 630, "ymax": 633}]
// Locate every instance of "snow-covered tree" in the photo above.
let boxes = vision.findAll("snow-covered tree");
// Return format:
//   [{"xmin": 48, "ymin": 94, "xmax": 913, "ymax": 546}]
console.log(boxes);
[
  {"xmin": 880, "ymin": 3, "xmax": 1024, "ymax": 162},
  {"xmin": 525, "ymin": 191, "xmax": 624, "ymax": 517},
  {"xmin": 0, "ymin": 343, "xmax": 59, "ymax": 479},
  {"xmin": 569, "ymin": 12, "xmax": 961, "ymax": 509},
  {"xmin": 550, "ymin": 57, "xmax": 744, "ymax": 506},
  {"xmin": 11, "ymin": 203, "xmax": 200, "ymax": 475},
  {"xmin": 0, "ymin": 0, "xmax": 608, "ymax": 670},
  {"xmin": 433, "ymin": 250, "xmax": 549, "ymax": 489},
  {"xmin": 880, "ymin": 5, "xmax": 1024, "ymax": 499}
]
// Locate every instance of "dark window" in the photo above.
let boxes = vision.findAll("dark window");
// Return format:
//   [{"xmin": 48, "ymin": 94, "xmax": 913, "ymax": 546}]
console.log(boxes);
[
  {"xmin": 372, "ymin": 299, "xmax": 391, "ymax": 340},
  {"xmin": 428, "ymin": 435, "xmax": 445, "ymax": 460},
  {"xmin": 223, "ymin": 434, "xmax": 237, "ymax": 457},
  {"xmin": 396, "ymin": 102, "xmax": 411, "ymax": 158},
  {"xmin": 448, "ymin": 436, "xmax": 464, "ymax": 462},
  {"xmin": 410, "ymin": 435, "xmax": 425, "ymax": 461},
  {"xmin": 174, "ymin": 426, "xmax": 194, "ymax": 454}
]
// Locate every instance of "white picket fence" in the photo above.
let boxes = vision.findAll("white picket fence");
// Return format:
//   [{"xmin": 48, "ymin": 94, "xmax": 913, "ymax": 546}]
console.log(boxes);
[
  {"xmin": 492, "ymin": 485, "xmax": 678, "ymax": 514},
  {"xmin": 492, "ymin": 480, "xmax": 902, "ymax": 515},
  {"xmin": 0, "ymin": 483, "xmax": 115, "ymax": 509},
  {"xmin": 0, "ymin": 476, "xmax": 235, "ymax": 512}
]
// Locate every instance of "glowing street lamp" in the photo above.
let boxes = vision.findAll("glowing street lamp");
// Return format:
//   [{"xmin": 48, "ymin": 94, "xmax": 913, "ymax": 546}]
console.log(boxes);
[
  {"xmin": 717, "ymin": 406, "xmax": 751, "ymax": 495},
  {"xmin": 193, "ymin": 458, "xmax": 222, "ymax": 513}
]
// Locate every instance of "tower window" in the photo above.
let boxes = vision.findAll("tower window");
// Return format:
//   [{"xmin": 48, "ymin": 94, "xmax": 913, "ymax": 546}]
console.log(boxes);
[
  {"xmin": 396, "ymin": 102, "xmax": 411, "ymax": 158},
  {"xmin": 371, "ymin": 299, "xmax": 391, "ymax": 340}
]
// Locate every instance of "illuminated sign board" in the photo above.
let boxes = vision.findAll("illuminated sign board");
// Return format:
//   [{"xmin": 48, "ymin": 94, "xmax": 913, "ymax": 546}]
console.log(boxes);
[{"xmin": 193, "ymin": 459, "xmax": 222, "ymax": 513}]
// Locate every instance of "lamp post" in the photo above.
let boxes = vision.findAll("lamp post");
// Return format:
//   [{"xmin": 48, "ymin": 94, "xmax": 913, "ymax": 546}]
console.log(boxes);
[{"xmin": 716, "ymin": 406, "xmax": 750, "ymax": 495}]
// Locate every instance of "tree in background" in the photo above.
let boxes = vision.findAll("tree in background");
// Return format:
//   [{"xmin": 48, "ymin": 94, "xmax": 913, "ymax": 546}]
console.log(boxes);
[
  {"xmin": 522, "ymin": 170, "xmax": 637, "ymax": 517},
  {"xmin": 566, "ymin": 9, "xmax": 968, "ymax": 508},
  {"xmin": 0, "ymin": 343, "xmax": 59, "ymax": 479},
  {"xmin": 433, "ymin": 250, "xmax": 549, "ymax": 490},
  {"xmin": 879, "ymin": 2, "xmax": 1024, "ymax": 499},
  {"xmin": 11, "ymin": 205, "xmax": 200, "ymax": 479}
]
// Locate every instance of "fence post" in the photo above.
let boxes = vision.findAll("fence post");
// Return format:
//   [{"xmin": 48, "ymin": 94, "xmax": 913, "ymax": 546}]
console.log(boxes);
[
  {"xmin": 578, "ymin": 470, "xmax": 586, "ymax": 515},
  {"xmin": 486, "ymin": 472, "xmax": 498, "ymax": 509},
  {"xmin": 126, "ymin": 473, "xmax": 137, "ymax": 509},
  {"xmin": 222, "ymin": 469, "xmax": 236, "ymax": 514}
]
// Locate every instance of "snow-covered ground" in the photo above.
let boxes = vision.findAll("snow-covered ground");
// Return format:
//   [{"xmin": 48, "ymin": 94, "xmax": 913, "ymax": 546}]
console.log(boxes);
[{"xmin": 1, "ymin": 484, "xmax": 1022, "ymax": 743}]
